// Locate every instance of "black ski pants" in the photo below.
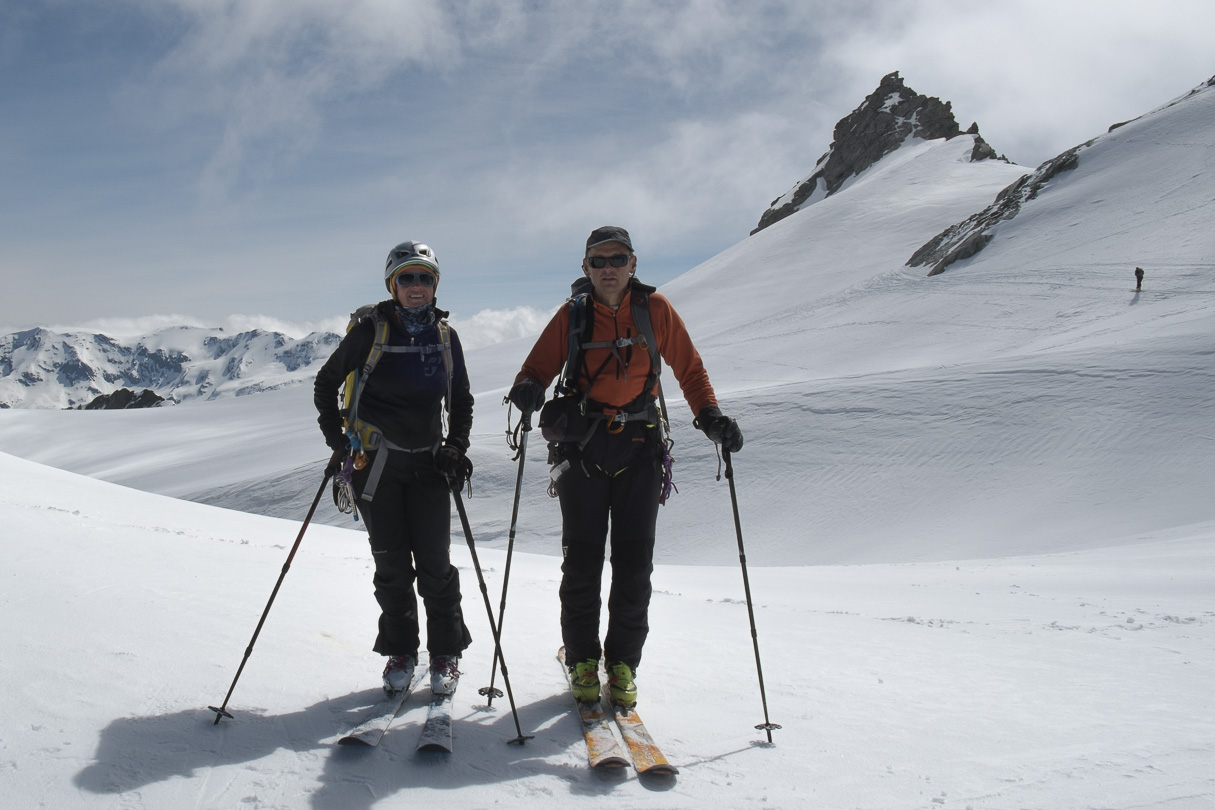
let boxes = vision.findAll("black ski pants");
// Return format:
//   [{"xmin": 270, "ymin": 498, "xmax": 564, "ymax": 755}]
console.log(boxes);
[
  {"xmin": 353, "ymin": 450, "xmax": 471, "ymax": 659},
  {"xmin": 556, "ymin": 423, "xmax": 661, "ymax": 670}
]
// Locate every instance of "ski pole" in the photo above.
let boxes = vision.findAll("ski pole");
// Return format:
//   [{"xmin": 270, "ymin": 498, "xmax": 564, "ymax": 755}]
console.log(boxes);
[
  {"xmin": 209, "ymin": 471, "xmax": 332, "ymax": 725},
  {"xmin": 722, "ymin": 448, "xmax": 781, "ymax": 744},
  {"xmin": 479, "ymin": 412, "xmax": 531, "ymax": 706},
  {"xmin": 450, "ymin": 479, "xmax": 534, "ymax": 745}
]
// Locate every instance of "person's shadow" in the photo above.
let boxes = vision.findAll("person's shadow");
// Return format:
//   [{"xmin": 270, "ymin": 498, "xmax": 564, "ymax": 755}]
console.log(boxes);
[{"xmin": 74, "ymin": 688, "xmax": 670, "ymax": 808}]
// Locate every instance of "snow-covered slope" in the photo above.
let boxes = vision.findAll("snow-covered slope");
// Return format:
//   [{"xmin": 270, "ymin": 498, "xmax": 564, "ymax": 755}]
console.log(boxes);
[{"xmin": 3, "ymin": 449, "xmax": 1212, "ymax": 809}]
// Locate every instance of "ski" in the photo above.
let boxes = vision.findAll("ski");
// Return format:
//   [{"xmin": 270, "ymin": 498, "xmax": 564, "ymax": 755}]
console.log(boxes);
[
  {"xmin": 611, "ymin": 704, "xmax": 678, "ymax": 775},
  {"xmin": 338, "ymin": 669, "xmax": 424, "ymax": 747},
  {"xmin": 557, "ymin": 647, "xmax": 629, "ymax": 769},
  {"xmin": 416, "ymin": 681, "xmax": 457, "ymax": 753}
]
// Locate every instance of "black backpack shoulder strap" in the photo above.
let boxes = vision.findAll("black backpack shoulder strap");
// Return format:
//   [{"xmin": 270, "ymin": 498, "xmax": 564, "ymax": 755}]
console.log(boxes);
[
  {"xmin": 555, "ymin": 277, "xmax": 596, "ymax": 397},
  {"xmin": 627, "ymin": 281, "xmax": 661, "ymax": 389}
]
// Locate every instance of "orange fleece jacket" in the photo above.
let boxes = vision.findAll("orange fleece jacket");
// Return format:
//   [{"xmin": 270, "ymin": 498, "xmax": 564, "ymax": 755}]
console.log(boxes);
[{"xmin": 516, "ymin": 289, "xmax": 718, "ymax": 416}]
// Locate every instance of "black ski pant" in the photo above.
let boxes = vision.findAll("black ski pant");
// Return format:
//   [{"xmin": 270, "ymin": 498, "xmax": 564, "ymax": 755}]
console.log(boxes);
[
  {"xmin": 556, "ymin": 424, "xmax": 661, "ymax": 671},
  {"xmin": 353, "ymin": 450, "xmax": 471, "ymax": 659}
]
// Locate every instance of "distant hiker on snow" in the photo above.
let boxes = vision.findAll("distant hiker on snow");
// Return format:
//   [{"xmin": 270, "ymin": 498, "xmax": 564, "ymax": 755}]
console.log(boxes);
[
  {"xmin": 1135, "ymin": 266, "xmax": 1145, "ymax": 291},
  {"xmin": 313, "ymin": 241, "xmax": 474, "ymax": 698},
  {"xmin": 508, "ymin": 225, "xmax": 743, "ymax": 708}
]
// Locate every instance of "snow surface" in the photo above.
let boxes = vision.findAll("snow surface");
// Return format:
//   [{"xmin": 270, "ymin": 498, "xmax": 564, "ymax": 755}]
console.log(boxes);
[{"xmin": 2, "ymin": 80, "xmax": 1214, "ymax": 808}]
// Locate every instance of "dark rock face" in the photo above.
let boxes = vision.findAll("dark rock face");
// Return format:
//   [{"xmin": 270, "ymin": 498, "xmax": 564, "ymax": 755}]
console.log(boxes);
[
  {"xmin": 752, "ymin": 71, "xmax": 1005, "ymax": 234},
  {"xmin": 906, "ymin": 141, "xmax": 1091, "ymax": 276},
  {"xmin": 82, "ymin": 388, "xmax": 166, "ymax": 410}
]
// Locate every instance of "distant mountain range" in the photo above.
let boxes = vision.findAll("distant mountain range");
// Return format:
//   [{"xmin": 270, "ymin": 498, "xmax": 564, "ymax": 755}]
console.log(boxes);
[{"xmin": 0, "ymin": 325, "xmax": 339, "ymax": 409}]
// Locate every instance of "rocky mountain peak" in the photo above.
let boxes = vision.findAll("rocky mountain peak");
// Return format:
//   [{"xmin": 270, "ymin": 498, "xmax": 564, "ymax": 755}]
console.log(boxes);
[{"xmin": 752, "ymin": 71, "xmax": 1004, "ymax": 234}]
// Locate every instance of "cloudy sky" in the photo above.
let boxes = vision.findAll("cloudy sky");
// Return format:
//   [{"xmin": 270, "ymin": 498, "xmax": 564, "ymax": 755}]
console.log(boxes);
[{"xmin": 2, "ymin": 0, "xmax": 1212, "ymax": 335}]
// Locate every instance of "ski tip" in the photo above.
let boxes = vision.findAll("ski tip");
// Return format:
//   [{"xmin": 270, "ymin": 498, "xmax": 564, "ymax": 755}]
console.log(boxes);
[
  {"xmin": 337, "ymin": 736, "xmax": 375, "ymax": 746},
  {"xmin": 593, "ymin": 757, "xmax": 630, "ymax": 770},
  {"xmin": 418, "ymin": 743, "xmax": 454, "ymax": 753}
]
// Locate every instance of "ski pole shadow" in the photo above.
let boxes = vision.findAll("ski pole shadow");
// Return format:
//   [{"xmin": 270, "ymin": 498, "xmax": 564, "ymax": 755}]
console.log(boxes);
[
  {"xmin": 73, "ymin": 688, "xmax": 389, "ymax": 797},
  {"xmin": 74, "ymin": 688, "xmax": 671, "ymax": 808}
]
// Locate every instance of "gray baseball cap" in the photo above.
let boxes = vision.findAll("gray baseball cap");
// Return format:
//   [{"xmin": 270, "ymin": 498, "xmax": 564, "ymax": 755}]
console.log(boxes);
[{"xmin": 585, "ymin": 226, "xmax": 633, "ymax": 253}]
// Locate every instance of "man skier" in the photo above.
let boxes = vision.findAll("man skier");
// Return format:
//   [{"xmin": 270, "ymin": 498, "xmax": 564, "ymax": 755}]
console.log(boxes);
[{"xmin": 507, "ymin": 226, "xmax": 742, "ymax": 708}]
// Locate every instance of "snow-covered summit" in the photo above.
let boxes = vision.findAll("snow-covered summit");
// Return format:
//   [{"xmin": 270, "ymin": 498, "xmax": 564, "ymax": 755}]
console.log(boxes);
[{"xmin": 751, "ymin": 71, "xmax": 1005, "ymax": 235}]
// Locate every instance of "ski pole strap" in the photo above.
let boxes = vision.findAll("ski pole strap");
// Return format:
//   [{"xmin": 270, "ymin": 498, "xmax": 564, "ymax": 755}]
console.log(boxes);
[{"xmin": 358, "ymin": 438, "xmax": 443, "ymax": 503}]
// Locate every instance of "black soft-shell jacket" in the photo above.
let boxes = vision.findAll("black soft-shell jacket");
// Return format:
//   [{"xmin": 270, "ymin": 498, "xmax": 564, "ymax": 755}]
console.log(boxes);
[{"xmin": 313, "ymin": 301, "xmax": 474, "ymax": 454}]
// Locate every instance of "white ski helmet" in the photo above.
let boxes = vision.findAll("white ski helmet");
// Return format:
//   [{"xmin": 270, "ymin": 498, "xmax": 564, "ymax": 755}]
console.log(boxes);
[{"xmin": 384, "ymin": 241, "xmax": 439, "ymax": 293}]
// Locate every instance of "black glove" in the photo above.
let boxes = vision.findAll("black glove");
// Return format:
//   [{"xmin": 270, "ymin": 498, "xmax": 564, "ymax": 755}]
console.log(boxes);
[
  {"xmin": 324, "ymin": 447, "xmax": 347, "ymax": 477},
  {"xmin": 507, "ymin": 378, "xmax": 545, "ymax": 414},
  {"xmin": 695, "ymin": 405, "xmax": 744, "ymax": 453},
  {"xmin": 434, "ymin": 444, "xmax": 473, "ymax": 482}
]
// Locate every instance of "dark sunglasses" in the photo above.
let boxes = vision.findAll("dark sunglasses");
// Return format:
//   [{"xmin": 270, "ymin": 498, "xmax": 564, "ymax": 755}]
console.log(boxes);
[
  {"xmin": 394, "ymin": 271, "xmax": 436, "ymax": 287},
  {"xmin": 586, "ymin": 254, "xmax": 631, "ymax": 269}
]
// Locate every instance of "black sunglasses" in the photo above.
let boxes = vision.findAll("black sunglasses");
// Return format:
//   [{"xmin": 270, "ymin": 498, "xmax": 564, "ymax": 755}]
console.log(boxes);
[
  {"xmin": 586, "ymin": 254, "xmax": 631, "ymax": 269},
  {"xmin": 394, "ymin": 271, "xmax": 436, "ymax": 287}
]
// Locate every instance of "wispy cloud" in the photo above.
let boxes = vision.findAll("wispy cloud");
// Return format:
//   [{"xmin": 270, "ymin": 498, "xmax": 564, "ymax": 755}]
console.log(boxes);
[{"xmin": 4, "ymin": 0, "xmax": 1213, "ymax": 331}]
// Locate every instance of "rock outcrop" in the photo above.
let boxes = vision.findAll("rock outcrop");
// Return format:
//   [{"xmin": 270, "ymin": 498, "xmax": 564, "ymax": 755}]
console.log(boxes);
[{"xmin": 81, "ymin": 388, "xmax": 166, "ymax": 410}]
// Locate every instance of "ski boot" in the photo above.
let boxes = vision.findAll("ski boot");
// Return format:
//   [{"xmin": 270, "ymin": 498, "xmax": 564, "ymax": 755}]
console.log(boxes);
[
  {"xmin": 382, "ymin": 654, "xmax": 416, "ymax": 695},
  {"xmin": 606, "ymin": 660, "xmax": 637, "ymax": 708},
  {"xmin": 429, "ymin": 655, "xmax": 461, "ymax": 696},
  {"xmin": 569, "ymin": 658, "xmax": 601, "ymax": 703}
]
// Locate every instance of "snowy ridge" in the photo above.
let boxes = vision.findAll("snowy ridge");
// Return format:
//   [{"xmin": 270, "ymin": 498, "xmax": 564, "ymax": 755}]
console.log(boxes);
[{"xmin": 908, "ymin": 75, "xmax": 1215, "ymax": 277}]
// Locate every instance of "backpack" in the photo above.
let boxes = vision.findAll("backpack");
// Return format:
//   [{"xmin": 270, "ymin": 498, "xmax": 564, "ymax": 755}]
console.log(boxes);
[
  {"xmin": 340, "ymin": 303, "xmax": 454, "ymax": 456},
  {"xmin": 548, "ymin": 277, "xmax": 677, "ymax": 504},
  {"xmin": 555, "ymin": 277, "xmax": 664, "ymax": 417}
]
